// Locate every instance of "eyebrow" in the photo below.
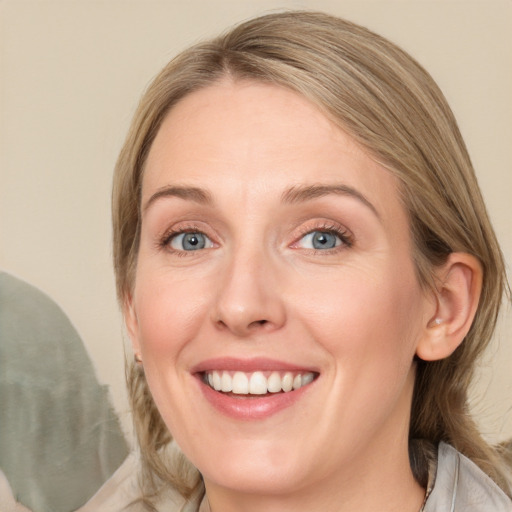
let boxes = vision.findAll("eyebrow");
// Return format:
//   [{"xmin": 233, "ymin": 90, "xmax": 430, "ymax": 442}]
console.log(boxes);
[
  {"xmin": 281, "ymin": 183, "xmax": 380, "ymax": 219},
  {"xmin": 143, "ymin": 185, "xmax": 213, "ymax": 213},
  {"xmin": 143, "ymin": 182, "xmax": 380, "ymax": 219}
]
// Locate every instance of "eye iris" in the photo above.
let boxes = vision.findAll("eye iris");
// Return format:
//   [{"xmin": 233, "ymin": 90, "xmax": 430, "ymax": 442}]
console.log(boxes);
[
  {"xmin": 182, "ymin": 233, "xmax": 206, "ymax": 250},
  {"xmin": 312, "ymin": 231, "xmax": 337, "ymax": 249}
]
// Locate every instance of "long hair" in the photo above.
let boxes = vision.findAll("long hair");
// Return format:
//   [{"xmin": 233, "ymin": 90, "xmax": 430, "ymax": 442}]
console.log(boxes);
[{"xmin": 112, "ymin": 11, "xmax": 511, "ymax": 503}]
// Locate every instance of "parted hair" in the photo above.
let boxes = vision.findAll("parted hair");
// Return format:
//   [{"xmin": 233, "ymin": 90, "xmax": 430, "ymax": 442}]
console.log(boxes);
[{"xmin": 112, "ymin": 10, "xmax": 511, "ymax": 506}]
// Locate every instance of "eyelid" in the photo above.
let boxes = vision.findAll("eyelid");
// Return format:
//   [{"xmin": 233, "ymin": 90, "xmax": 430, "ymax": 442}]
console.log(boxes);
[
  {"xmin": 157, "ymin": 222, "xmax": 218, "ymax": 253},
  {"xmin": 290, "ymin": 220, "xmax": 354, "ymax": 251},
  {"xmin": 169, "ymin": 232, "xmax": 214, "ymax": 251},
  {"xmin": 296, "ymin": 231, "xmax": 342, "ymax": 250}
]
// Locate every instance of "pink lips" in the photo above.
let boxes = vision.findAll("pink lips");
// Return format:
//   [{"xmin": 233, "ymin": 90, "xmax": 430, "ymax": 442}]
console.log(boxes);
[
  {"xmin": 192, "ymin": 356, "xmax": 317, "ymax": 373},
  {"xmin": 192, "ymin": 357, "xmax": 318, "ymax": 420}
]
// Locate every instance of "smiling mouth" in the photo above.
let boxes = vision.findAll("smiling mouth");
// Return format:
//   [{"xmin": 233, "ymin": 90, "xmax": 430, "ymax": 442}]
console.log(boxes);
[{"xmin": 202, "ymin": 370, "xmax": 318, "ymax": 395}]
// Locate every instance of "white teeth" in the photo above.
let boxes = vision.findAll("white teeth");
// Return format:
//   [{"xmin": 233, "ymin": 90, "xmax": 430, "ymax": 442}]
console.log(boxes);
[
  {"xmin": 281, "ymin": 372, "xmax": 293, "ymax": 392},
  {"xmin": 205, "ymin": 370, "xmax": 316, "ymax": 395},
  {"xmin": 212, "ymin": 371, "xmax": 222, "ymax": 391},
  {"xmin": 221, "ymin": 371, "xmax": 232, "ymax": 392},
  {"xmin": 232, "ymin": 372, "xmax": 249, "ymax": 394},
  {"xmin": 249, "ymin": 372, "xmax": 267, "ymax": 394},
  {"xmin": 301, "ymin": 373, "xmax": 314, "ymax": 386},
  {"xmin": 267, "ymin": 372, "xmax": 282, "ymax": 393}
]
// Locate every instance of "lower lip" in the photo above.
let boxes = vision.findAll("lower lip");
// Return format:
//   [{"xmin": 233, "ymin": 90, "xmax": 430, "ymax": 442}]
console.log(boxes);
[{"xmin": 196, "ymin": 376, "xmax": 315, "ymax": 420}]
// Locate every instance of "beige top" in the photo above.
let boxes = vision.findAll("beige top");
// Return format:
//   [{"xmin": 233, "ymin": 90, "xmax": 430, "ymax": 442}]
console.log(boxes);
[
  {"xmin": 74, "ymin": 442, "xmax": 511, "ymax": 512},
  {"xmin": 75, "ymin": 452, "xmax": 207, "ymax": 512},
  {"xmin": 0, "ymin": 470, "xmax": 31, "ymax": 512}
]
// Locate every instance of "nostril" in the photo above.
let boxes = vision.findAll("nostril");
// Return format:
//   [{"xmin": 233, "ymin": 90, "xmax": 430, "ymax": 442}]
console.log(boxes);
[{"xmin": 249, "ymin": 319, "xmax": 269, "ymax": 329}]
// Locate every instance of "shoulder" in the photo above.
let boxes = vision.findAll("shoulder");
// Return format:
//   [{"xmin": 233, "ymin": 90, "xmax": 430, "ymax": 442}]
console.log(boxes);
[
  {"xmin": 75, "ymin": 453, "xmax": 146, "ymax": 512},
  {"xmin": 76, "ymin": 453, "xmax": 204, "ymax": 512},
  {"xmin": 424, "ymin": 442, "xmax": 511, "ymax": 512}
]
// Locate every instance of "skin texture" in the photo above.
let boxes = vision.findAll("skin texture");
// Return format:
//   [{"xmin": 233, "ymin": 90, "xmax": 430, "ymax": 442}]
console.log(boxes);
[{"xmin": 126, "ymin": 80, "xmax": 479, "ymax": 512}]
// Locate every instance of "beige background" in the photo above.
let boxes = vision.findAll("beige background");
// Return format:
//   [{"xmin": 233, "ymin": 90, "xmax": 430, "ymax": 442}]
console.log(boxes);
[{"xmin": 1, "ymin": 0, "xmax": 511, "ymax": 444}]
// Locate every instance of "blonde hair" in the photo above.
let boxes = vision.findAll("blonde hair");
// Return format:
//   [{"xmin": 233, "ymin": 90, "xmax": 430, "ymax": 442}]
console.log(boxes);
[{"xmin": 112, "ymin": 10, "xmax": 511, "ymax": 505}]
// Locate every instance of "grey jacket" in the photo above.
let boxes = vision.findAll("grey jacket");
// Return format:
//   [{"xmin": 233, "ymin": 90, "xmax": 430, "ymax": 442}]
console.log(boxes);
[{"xmin": 423, "ymin": 443, "xmax": 511, "ymax": 511}]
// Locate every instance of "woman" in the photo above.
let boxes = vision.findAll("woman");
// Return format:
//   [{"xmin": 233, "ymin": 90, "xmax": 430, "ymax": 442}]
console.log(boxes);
[{"xmin": 84, "ymin": 10, "xmax": 511, "ymax": 512}]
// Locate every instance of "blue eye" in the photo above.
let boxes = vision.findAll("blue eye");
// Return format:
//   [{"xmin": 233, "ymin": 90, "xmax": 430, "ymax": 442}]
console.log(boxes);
[
  {"xmin": 170, "ymin": 232, "xmax": 212, "ymax": 251},
  {"xmin": 298, "ymin": 230, "xmax": 342, "ymax": 250}
]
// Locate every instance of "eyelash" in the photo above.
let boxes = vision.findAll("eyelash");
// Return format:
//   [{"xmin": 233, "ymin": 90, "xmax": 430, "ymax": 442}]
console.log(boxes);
[
  {"xmin": 158, "ymin": 224, "xmax": 213, "ymax": 256},
  {"xmin": 157, "ymin": 221, "xmax": 354, "ymax": 256},
  {"xmin": 293, "ymin": 223, "xmax": 353, "ymax": 252}
]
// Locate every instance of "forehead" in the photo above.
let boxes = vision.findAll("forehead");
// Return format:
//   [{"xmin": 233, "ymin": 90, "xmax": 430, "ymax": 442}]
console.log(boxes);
[{"xmin": 143, "ymin": 80, "xmax": 404, "ymax": 224}]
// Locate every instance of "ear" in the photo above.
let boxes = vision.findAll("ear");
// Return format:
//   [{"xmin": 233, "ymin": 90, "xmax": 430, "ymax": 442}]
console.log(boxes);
[
  {"xmin": 416, "ymin": 253, "xmax": 483, "ymax": 361},
  {"xmin": 124, "ymin": 293, "xmax": 142, "ymax": 358}
]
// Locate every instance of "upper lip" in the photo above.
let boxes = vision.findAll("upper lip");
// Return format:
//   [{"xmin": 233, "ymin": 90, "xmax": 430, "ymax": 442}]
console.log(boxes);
[{"xmin": 191, "ymin": 357, "xmax": 319, "ymax": 374}]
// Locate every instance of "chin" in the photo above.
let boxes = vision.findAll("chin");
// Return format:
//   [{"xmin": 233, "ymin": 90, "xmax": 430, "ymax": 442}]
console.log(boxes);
[
  {"xmin": 186, "ymin": 437, "xmax": 310, "ymax": 495},
  {"xmin": 202, "ymin": 460, "xmax": 306, "ymax": 496}
]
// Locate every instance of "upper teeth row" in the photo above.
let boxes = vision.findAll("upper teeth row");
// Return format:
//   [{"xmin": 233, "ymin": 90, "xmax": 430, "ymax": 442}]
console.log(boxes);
[{"xmin": 206, "ymin": 370, "xmax": 315, "ymax": 395}]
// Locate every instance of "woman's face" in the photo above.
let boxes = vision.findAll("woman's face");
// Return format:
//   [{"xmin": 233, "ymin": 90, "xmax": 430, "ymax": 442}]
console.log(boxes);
[{"xmin": 127, "ymin": 80, "xmax": 433, "ymax": 497}]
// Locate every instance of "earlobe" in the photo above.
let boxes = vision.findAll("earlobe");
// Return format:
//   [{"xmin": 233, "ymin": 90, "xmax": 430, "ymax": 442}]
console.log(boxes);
[
  {"xmin": 416, "ymin": 253, "xmax": 482, "ymax": 362},
  {"xmin": 124, "ymin": 293, "xmax": 141, "ymax": 356}
]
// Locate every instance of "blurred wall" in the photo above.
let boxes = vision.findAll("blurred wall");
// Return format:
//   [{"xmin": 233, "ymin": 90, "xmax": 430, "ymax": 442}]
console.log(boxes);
[{"xmin": 1, "ymin": 0, "xmax": 511, "ymax": 444}]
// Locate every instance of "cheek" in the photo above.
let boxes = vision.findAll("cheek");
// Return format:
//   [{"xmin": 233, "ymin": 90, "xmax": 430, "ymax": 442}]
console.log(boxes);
[
  {"xmin": 293, "ymin": 262, "xmax": 424, "ymax": 369},
  {"xmin": 130, "ymin": 270, "xmax": 214, "ymax": 436},
  {"xmin": 132, "ymin": 269, "xmax": 211, "ymax": 360}
]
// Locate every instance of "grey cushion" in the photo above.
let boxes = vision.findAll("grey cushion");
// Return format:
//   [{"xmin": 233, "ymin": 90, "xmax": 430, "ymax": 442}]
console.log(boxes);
[{"xmin": 0, "ymin": 272, "xmax": 128, "ymax": 512}]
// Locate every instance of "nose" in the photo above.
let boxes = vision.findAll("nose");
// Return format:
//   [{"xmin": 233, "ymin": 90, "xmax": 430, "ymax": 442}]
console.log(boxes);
[{"xmin": 212, "ymin": 249, "xmax": 286, "ymax": 337}]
